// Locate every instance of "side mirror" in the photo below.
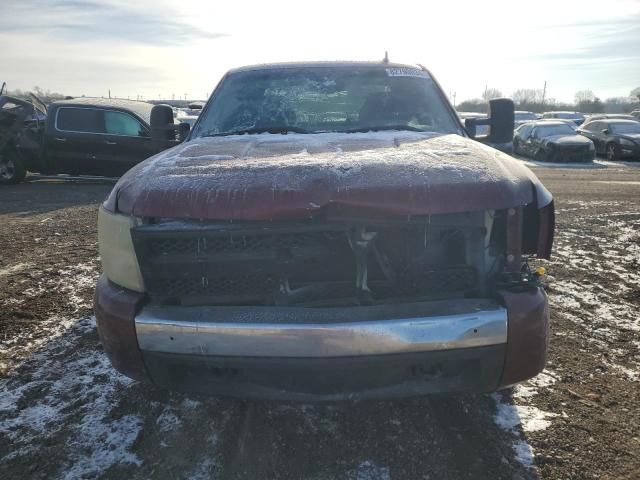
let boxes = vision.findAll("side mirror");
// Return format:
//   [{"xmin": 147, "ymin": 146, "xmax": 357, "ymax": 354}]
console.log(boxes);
[
  {"xmin": 487, "ymin": 98, "xmax": 515, "ymax": 144},
  {"xmin": 178, "ymin": 122, "xmax": 191, "ymax": 142},
  {"xmin": 464, "ymin": 118, "xmax": 478, "ymax": 137},
  {"xmin": 602, "ymin": 129, "xmax": 609, "ymax": 135},
  {"xmin": 150, "ymin": 104, "xmax": 177, "ymax": 148}
]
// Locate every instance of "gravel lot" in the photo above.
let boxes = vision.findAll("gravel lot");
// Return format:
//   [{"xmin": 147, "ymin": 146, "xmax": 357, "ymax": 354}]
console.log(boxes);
[{"xmin": 1, "ymin": 162, "xmax": 639, "ymax": 479}]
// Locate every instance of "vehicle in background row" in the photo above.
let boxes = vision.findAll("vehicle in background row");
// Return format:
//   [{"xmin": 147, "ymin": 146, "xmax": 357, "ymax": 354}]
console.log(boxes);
[
  {"xmin": 514, "ymin": 120, "xmax": 594, "ymax": 162},
  {"xmin": 0, "ymin": 96, "xmax": 186, "ymax": 184},
  {"xmin": 578, "ymin": 119, "xmax": 640, "ymax": 160},
  {"xmin": 631, "ymin": 110, "xmax": 640, "ymax": 120},
  {"xmin": 0, "ymin": 95, "xmax": 47, "ymax": 182},
  {"xmin": 95, "ymin": 61, "xmax": 554, "ymax": 401},
  {"xmin": 583, "ymin": 114, "xmax": 636, "ymax": 124},
  {"xmin": 541, "ymin": 111, "xmax": 585, "ymax": 125},
  {"xmin": 514, "ymin": 110, "xmax": 538, "ymax": 127},
  {"xmin": 174, "ymin": 101, "xmax": 204, "ymax": 128}
]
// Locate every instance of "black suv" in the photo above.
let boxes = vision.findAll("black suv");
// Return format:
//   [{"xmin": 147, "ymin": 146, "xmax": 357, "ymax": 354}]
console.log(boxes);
[
  {"xmin": 1, "ymin": 97, "xmax": 176, "ymax": 183},
  {"xmin": 577, "ymin": 119, "xmax": 640, "ymax": 160}
]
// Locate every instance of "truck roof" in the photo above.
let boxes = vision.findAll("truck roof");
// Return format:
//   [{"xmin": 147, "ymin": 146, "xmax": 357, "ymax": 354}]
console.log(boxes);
[
  {"xmin": 51, "ymin": 97, "xmax": 154, "ymax": 125},
  {"xmin": 227, "ymin": 61, "xmax": 427, "ymax": 74}
]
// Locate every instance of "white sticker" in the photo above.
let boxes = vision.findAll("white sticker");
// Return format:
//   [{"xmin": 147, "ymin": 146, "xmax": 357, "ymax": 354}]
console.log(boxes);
[{"xmin": 385, "ymin": 67, "xmax": 430, "ymax": 79}]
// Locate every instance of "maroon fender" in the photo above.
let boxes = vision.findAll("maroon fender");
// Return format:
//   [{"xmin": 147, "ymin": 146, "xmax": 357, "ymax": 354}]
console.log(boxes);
[
  {"xmin": 94, "ymin": 275, "xmax": 148, "ymax": 381},
  {"xmin": 498, "ymin": 287, "xmax": 549, "ymax": 387}
]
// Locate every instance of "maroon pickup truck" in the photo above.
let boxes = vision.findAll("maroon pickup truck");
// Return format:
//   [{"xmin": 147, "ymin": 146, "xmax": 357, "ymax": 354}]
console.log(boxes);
[{"xmin": 95, "ymin": 61, "xmax": 554, "ymax": 401}]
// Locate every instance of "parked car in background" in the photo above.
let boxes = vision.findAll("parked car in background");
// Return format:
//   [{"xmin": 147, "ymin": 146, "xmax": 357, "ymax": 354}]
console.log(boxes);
[
  {"xmin": 541, "ymin": 111, "xmax": 585, "ymax": 125},
  {"xmin": 514, "ymin": 110, "xmax": 538, "ymax": 127},
  {"xmin": 95, "ymin": 61, "xmax": 553, "ymax": 401},
  {"xmin": 0, "ymin": 97, "xmax": 185, "ymax": 184},
  {"xmin": 514, "ymin": 120, "xmax": 594, "ymax": 162},
  {"xmin": 631, "ymin": 110, "xmax": 640, "ymax": 120},
  {"xmin": 0, "ymin": 95, "xmax": 47, "ymax": 183},
  {"xmin": 578, "ymin": 119, "xmax": 640, "ymax": 160},
  {"xmin": 583, "ymin": 114, "xmax": 636, "ymax": 123},
  {"xmin": 175, "ymin": 101, "xmax": 204, "ymax": 128}
]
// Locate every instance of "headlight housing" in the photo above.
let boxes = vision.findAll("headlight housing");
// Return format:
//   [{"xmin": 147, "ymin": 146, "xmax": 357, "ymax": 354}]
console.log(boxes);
[
  {"xmin": 619, "ymin": 138, "xmax": 636, "ymax": 147},
  {"xmin": 98, "ymin": 206, "xmax": 145, "ymax": 292}
]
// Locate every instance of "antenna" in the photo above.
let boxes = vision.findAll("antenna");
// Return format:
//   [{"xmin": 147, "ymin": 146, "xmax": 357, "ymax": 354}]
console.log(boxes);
[{"xmin": 383, "ymin": 51, "xmax": 389, "ymax": 64}]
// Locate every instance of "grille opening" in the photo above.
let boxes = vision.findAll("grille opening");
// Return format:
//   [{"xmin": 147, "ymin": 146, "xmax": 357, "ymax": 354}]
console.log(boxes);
[{"xmin": 132, "ymin": 215, "xmax": 490, "ymax": 307}]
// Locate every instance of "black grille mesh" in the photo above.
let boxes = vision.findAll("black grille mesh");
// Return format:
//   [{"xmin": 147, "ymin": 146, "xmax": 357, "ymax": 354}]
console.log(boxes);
[{"xmin": 133, "ymin": 224, "xmax": 481, "ymax": 306}]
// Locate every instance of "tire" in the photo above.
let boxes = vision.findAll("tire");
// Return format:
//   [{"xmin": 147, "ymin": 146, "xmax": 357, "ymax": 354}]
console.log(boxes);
[
  {"xmin": 606, "ymin": 143, "xmax": 618, "ymax": 161},
  {"xmin": 513, "ymin": 138, "xmax": 520, "ymax": 154},
  {"xmin": 535, "ymin": 148, "xmax": 547, "ymax": 162},
  {"xmin": 0, "ymin": 150, "xmax": 27, "ymax": 184}
]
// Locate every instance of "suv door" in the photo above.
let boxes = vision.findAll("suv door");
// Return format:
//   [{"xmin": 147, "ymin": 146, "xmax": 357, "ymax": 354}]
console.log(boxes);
[
  {"xmin": 48, "ymin": 107, "xmax": 109, "ymax": 175},
  {"xmin": 102, "ymin": 110, "xmax": 156, "ymax": 176}
]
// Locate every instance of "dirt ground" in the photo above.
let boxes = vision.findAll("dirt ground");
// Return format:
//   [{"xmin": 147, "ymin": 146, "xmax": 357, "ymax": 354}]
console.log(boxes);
[{"xmin": 0, "ymin": 163, "xmax": 639, "ymax": 480}]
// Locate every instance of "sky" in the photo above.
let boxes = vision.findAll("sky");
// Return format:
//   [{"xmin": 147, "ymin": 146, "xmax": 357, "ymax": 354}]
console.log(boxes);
[{"xmin": 1, "ymin": 0, "xmax": 639, "ymax": 104}]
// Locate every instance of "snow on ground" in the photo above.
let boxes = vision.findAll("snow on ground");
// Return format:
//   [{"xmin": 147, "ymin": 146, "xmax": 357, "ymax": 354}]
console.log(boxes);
[
  {"xmin": 0, "ymin": 262, "xmax": 99, "ymax": 375},
  {"xmin": 492, "ymin": 370, "xmax": 559, "ymax": 468},
  {"xmin": 0, "ymin": 317, "xmax": 143, "ymax": 478},
  {"xmin": 545, "ymin": 202, "xmax": 640, "ymax": 379}
]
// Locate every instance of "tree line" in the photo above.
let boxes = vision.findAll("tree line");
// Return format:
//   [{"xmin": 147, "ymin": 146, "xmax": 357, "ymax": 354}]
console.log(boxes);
[
  {"xmin": 3, "ymin": 86, "xmax": 67, "ymax": 104},
  {"xmin": 457, "ymin": 87, "xmax": 640, "ymax": 114}
]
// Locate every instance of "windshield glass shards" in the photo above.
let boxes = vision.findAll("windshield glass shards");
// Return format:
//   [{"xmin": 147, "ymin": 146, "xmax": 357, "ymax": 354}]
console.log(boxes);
[{"xmin": 193, "ymin": 66, "xmax": 461, "ymax": 137}]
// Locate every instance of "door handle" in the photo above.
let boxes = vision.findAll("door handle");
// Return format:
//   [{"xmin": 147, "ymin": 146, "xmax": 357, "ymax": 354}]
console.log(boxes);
[
  {"xmin": 104, "ymin": 140, "xmax": 117, "ymax": 145},
  {"xmin": 54, "ymin": 137, "xmax": 67, "ymax": 142}
]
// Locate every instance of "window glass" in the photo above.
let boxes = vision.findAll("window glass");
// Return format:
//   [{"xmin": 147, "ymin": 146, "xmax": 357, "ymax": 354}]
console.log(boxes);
[
  {"xmin": 194, "ymin": 66, "xmax": 461, "ymax": 137},
  {"xmin": 56, "ymin": 108, "xmax": 103, "ymax": 133},
  {"xmin": 104, "ymin": 111, "xmax": 146, "ymax": 136},
  {"xmin": 535, "ymin": 124, "xmax": 576, "ymax": 137},
  {"xmin": 610, "ymin": 122, "xmax": 640, "ymax": 134}
]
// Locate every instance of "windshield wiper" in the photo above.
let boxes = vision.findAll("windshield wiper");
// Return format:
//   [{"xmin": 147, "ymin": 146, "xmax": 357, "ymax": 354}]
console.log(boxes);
[
  {"xmin": 342, "ymin": 125, "xmax": 426, "ymax": 133},
  {"xmin": 205, "ymin": 126, "xmax": 309, "ymax": 137}
]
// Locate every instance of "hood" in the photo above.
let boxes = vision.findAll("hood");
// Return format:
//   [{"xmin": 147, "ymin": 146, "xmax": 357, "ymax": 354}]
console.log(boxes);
[
  {"xmin": 544, "ymin": 134, "xmax": 591, "ymax": 146},
  {"xmin": 106, "ymin": 131, "xmax": 552, "ymax": 221}
]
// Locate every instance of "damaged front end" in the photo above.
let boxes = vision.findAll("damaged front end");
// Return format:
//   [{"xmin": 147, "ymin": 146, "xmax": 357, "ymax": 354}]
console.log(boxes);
[{"xmin": 131, "ymin": 208, "xmax": 541, "ymax": 309}]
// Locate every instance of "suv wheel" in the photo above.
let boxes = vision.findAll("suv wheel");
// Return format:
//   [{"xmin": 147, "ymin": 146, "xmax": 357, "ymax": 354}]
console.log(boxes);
[
  {"xmin": 0, "ymin": 151, "xmax": 27, "ymax": 184},
  {"xmin": 535, "ymin": 148, "xmax": 547, "ymax": 161},
  {"xmin": 513, "ymin": 138, "xmax": 521, "ymax": 154},
  {"xmin": 606, "ymin": 143, "xmax": 618, "ymax": 161}
]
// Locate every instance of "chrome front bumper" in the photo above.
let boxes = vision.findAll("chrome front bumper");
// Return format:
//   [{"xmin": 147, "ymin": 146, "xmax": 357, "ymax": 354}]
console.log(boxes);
[{"xmin": 135, "ymin": 300, "xmax": 507, "ymax": 358}]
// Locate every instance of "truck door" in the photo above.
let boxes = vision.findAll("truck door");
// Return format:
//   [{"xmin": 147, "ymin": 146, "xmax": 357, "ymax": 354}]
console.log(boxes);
[
  {"xmin": 102, "ymin": 110, "xmax": 157, "ymax": 176},
  {"xmin": 48, "ymin": 107, "xmax": 111, "ymax": 175}
]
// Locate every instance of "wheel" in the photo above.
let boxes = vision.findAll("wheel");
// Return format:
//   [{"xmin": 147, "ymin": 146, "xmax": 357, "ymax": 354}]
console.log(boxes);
[
  {"xmin": 0, "ymin": 150, "xmax": 27, "ymax": 184},
  {"xmin": 535, "ymin": 148, "xmax": 547, "ymax": 162},
  {"xmin": 513, "ymin": 138, "xmax": 520, "ymax": 154},
  {"xmin": 606, "ymin": 143, "xmax": 618, "ymax": 161}
]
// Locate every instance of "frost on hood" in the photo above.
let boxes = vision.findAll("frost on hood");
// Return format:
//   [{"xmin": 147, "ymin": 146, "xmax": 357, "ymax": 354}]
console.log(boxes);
[{"xmin": 109, "ymin": 131, "xmax": 551, "ymax": 220}]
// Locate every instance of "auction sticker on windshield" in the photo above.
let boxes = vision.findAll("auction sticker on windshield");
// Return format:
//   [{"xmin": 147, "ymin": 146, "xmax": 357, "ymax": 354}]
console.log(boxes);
[{"xmin": 385, "ymin": 67, "xmax": 430, "ymax": 78}]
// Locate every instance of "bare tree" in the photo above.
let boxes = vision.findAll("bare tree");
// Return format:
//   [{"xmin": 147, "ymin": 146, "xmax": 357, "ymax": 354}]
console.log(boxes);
[
  {"xmin": 482, "ymin": 88, "xmax": 503, "ymax": 101},
  {"xmin": 574, "ymin": 90, "xmax": 595, "ymax": 104},
  {"xmin": 512, "ymin": 89, "xmax": 544, "ymax": 105},
  {"xmin": 631, "ymin": 87, "xmax": 640, "ymax": 101},
  {"xmin": 8, "ymin": 86, "xmax": 65, "ymax": 104}
]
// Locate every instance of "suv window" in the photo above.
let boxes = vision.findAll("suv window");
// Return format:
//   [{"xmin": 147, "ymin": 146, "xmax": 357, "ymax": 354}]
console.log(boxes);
[
  {"xmin": 56, "ymin": 107, "xmax": 103, "ymax": 133},
  {"xmin": 104, "ymin": 111, "xmax": 148, "ymax": 137}
]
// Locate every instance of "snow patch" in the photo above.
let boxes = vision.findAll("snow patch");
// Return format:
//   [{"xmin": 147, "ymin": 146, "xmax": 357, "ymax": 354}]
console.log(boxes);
[
  {"xmin": 0, "ymin": 262, "xmax": 33, "ymax": 277},
  {"xmin": 0, "ymin": 319, "xmax": 143, "ymax": 476},
  {"xmin": 352, "ymin": 460, "xmax": 391, "ymax": 480}
]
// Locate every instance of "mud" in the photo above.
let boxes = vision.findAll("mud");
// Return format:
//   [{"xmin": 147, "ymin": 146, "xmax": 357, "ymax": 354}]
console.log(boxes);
[{"xmin": 1, "ymin": 165, "xmax": 639, "ymax": 479}]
